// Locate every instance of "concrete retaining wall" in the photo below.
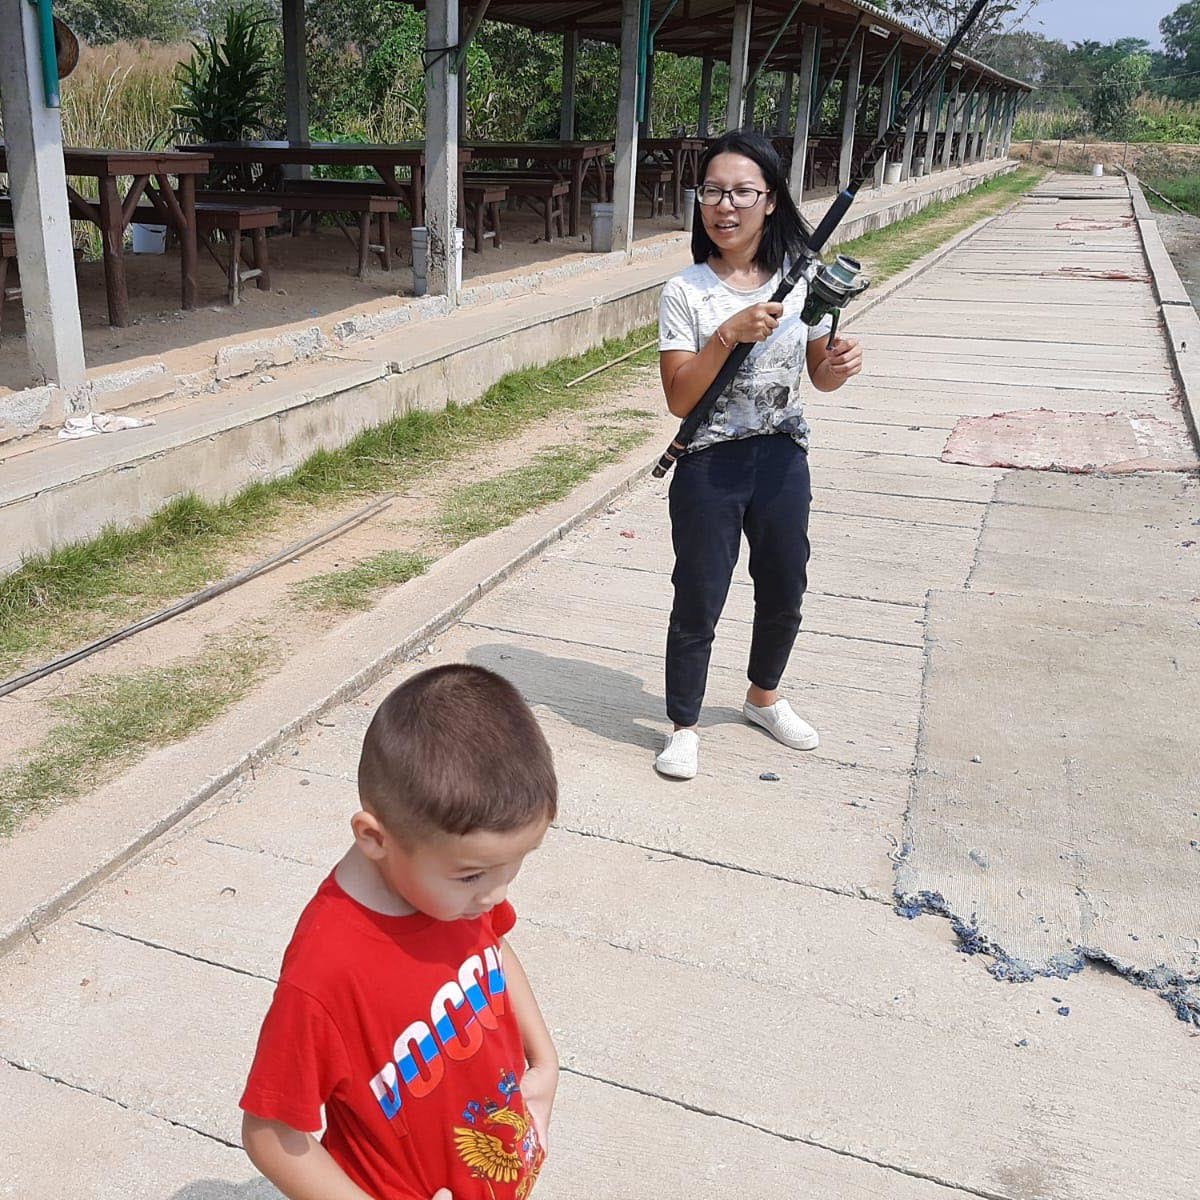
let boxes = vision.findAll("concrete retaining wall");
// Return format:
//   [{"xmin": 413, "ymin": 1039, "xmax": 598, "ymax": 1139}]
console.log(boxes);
[{"xmin": 0, "ymin": 284, "xmax": 660, "ymax": 575}]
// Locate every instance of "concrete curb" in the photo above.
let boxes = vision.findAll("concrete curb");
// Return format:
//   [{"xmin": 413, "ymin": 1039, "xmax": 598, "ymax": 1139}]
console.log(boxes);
[
  {"xmin": 1126, "ymin": 173, "xmax": 1200, "ymax": 453},
  {"xmin": 0, "ymin": 437, "xmax": 666, "ymax": 957}
]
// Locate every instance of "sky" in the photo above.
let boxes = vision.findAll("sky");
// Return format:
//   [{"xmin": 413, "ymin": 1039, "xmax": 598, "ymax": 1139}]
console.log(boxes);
[{"xmin": 1023, "ymin": 0, "xmax": 1181, "ymax": 48}]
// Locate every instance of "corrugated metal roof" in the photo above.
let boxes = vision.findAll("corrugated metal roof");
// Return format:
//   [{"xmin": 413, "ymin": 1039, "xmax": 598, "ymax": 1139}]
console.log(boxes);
[{"xmin": 459, "ymin": 0, "xmax": 1032, "ymax": 90}]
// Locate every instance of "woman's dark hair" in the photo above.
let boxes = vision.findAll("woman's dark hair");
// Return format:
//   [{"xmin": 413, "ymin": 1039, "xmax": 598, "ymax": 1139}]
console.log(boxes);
[{"xmin": 690, "ymin": 130, "xmax": 812, "ymax": 273}]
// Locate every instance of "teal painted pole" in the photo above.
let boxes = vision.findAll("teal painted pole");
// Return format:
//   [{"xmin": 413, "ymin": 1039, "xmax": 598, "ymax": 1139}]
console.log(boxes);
[{"xmin": 27, "ymin": 0, "xmax": 61, "ymax": 108}]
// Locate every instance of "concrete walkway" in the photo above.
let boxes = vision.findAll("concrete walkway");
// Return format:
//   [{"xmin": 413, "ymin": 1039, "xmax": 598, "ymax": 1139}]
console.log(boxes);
[{"xmin": 3, "ymin": 173, "xmax": 1199, "ymax": 1200}]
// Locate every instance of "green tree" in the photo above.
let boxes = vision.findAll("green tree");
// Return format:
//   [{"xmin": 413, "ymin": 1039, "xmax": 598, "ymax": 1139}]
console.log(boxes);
[
  {"xmin": 57, "ymin": 0, "xmax": 196, "ymax": 43},
  {"xmin": 886, "ymin": 0, "xmax": 1042, "ymax": 55},
  {"xmin": 1151, "ymin": 1, "xmax": 1200, "ymax": 99},
  {"xmin": 1088, "ymin": 52, "xmax": 1150, "ymax": 136}
]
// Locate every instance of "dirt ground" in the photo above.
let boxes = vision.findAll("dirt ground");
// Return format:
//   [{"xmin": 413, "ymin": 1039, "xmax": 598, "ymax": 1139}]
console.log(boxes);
[
  {"xmin": 1011, "ymin": 139, "xmax": 1200, "ymax": 176},
  {"xmin": 0, "ymin": 206, "xmax": 687, "ymax": 395},
  {"xmin": 0, "ymin": 361, "xmax": 668, "ymax": 774},
  {"xmin": 1156, "ymin": 210, "xmax": 1200, "ymax": 309}
]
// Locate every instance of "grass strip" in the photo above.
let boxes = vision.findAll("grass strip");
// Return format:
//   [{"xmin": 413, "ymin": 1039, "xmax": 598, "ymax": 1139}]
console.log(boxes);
[
  {"xmin": 837, "ymin": 166, "xmax": 1045, "ymax": 283},
  {"xmin": 1142, "ymin": 175, "xmax": 1200, "ymax": 218},
  {"xmin": 437, "ymin": 418, "xmax": 656, "ymax": 546},
  {"xmin": 0, "ymin": 326, "xmax": 660, "ymax": 674},
  {"xmin": 291, "ymin": 550, "xmax": 432, "ymax": 612},
  {"xmin": 0, "ymin": 633, "xmax": 272, "ymax": 836}
]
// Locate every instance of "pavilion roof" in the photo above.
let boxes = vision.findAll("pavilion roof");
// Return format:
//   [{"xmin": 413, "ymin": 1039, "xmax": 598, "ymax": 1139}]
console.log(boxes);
[{"xmin": 453, "ymin": 0, "xmax": 1033, "ymax": 91}]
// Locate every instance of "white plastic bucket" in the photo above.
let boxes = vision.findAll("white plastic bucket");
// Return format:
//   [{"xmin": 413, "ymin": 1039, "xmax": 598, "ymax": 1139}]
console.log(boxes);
[
  {"xmin": 913, "ymin": 155, "xmax": 926, "ymax": 177},
  {"xmin": 1092, "ymin": 162, "xmax": 1104, "ymax": 177},
  {"xmin": 410, "ymin": 226, "xmax": 463, "ymax": 295},
  {"xmin": 682, "ymin": 188, "xmax": 696, "ymax": 233},
  {"xmin": 591, "ymin": 202, "xmax": 615, "ymax": 253},
  {"xmin": 131, "ymin": 223, "xmax": 167, "ymax": 254},
  {"xmin": 884, "ymin": 161, "xmax": 903, "ymax": 186},
  {"xmin": 411, "ymin": 227, "xmax": 428, "ymax": 295}
]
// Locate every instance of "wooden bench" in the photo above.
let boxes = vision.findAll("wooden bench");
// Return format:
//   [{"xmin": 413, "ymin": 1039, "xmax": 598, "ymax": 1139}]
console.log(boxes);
[
  {"xmin": 197, "ymin": 202, "xmax": 278, "ymax": 305},
  {"xmin": 133, "ymin": 201, "xmax": 280, "ymax": 305},
  {"xmin": 1, "ymin": 227, "xmax": 19, "ymax": 337},
  {"xmin": 605, "ymin": 165, "xmax": 675, "ymax": 216},
  {"xmin": 464, "ymin": 183, "xmax": 505, "ymax": 252},
  {"xmin": 281, "ymin": 178, "xmax": 505, "ymax": 253},
  {"xmin": 465, "ymin": 174, "xmax": 568, "ymax": 241},
  {"xmin": 199, "ymin": 189, "xmax": 399, "ymax": 276}
]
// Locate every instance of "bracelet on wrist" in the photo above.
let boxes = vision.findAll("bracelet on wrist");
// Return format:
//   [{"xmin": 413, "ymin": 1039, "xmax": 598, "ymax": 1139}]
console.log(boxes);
[{"xmin": 715, "ymin": 326, "xmax": 734, "ymax": 351}]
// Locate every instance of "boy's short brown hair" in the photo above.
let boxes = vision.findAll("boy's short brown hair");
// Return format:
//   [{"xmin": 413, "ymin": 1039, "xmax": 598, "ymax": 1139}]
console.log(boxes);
[{"xmin": 357, "ymin": 664, "xmax": 557, "ymax": 837}]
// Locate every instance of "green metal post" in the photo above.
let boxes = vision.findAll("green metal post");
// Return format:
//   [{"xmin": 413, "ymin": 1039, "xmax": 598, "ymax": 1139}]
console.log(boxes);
[{"xmin": 27, "ymin": 0, "xmax": 60, "ymax": 108}]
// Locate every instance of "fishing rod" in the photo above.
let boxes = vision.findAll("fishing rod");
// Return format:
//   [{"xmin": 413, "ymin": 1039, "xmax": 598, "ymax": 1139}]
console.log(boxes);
[{"xmin": 652, "ymin": 0, "xmax": 993, "ymax": 479}]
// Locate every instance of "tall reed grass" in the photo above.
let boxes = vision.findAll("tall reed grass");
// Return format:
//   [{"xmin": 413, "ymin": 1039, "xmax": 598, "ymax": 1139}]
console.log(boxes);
[
  {"xmin": 0, "ymin": 42, "xmax": 188, "ymax": 257},
  {"xmin": 1015, "ymin": 93, "xmax": 1200, "ymax": 143},
  {"xmin": 61, "ymin": 40, "xmax": 188, "ymax": 151}
]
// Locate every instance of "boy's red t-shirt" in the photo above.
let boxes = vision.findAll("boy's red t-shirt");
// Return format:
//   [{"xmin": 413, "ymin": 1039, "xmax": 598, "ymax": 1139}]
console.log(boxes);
[{"xmin": 241, "ymin": 873, "xmax": 544, "ymax": 1200}]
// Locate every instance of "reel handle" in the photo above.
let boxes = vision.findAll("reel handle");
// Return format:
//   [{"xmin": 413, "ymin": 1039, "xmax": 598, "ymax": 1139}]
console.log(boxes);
[{"xmin": 652, "ymin": 440, "xmax": 686, "ymax": 479}]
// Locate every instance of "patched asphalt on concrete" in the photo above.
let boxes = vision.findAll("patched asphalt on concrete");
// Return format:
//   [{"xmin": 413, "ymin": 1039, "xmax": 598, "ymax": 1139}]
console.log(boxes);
[{"xmin": 898, "ymin": 472, "xmax": 1200, "ymax": 1021}]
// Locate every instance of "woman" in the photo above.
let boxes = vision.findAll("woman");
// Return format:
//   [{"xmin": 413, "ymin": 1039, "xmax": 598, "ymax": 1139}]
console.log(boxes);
[{"xmin": 655, "ymin": 130, "xmax": 864, "ymax": 781}]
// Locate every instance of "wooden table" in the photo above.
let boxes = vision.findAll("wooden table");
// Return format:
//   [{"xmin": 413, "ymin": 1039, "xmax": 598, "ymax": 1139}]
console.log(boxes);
[
  {"xmin": 0, "ymin": 144, "xmax": 211, "ymax": 328},
  {"xmin": 770, "ymin": 136, "xmax": 842, "ymax": 191},
  {"xmin": 464, "ymin": 141, "xmax": 613, "ymax": 236},
  {"xmin": 640, "ymin": 137, "xmax": 706, "ymax": 217},
  {"xmin": 182, "ymin": 141, "xmax": 472, "ymax": 229}
]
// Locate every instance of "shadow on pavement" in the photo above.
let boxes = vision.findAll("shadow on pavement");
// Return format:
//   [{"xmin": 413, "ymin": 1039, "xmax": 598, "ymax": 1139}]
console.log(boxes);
[{"xmin": 468, "ymin": 642, "xmax": 742, "ymax": 751}]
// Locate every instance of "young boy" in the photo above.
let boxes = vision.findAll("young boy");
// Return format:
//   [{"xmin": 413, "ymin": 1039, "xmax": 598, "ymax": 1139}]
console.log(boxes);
[{"xmin": 240, "ymin": 664, "xmax": 559, "ymax": 1200}]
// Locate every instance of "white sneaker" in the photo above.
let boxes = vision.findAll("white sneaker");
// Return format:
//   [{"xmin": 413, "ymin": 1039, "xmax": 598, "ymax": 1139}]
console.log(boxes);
[
  {"xmin": 743, "ymin": 699, "xmax": 819, "ymax": 751},
  {"xmin": 655, "ymin": 729, "xmax": 699, "ymax": 779}
]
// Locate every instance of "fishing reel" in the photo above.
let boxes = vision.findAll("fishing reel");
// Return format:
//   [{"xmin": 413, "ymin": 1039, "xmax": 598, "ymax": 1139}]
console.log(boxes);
[{"xmin": 801, "ymin": 254, "xmax": 870, "ymax": 343}]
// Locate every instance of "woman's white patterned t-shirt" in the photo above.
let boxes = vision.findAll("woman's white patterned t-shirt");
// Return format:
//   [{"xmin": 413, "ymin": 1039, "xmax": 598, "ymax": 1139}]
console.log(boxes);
[{"xmin": 658, "ymin": 259, "xmax": 833, "ymax": 455}]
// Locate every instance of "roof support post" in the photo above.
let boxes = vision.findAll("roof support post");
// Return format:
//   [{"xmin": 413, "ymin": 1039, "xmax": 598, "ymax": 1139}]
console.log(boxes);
[
  {"xmin": 959, "ymin": 90, "xmax": 974, "ymax": 163},
  {"xmin": 950, "ymin": 85, "xmax": 968, "ymax": 167},
  {"xmin": 698, "ymin": 55, "xmax": 713, "ymax": 136},
  {"xmin": 918, "ymin": 83, "xmax": 940, "ymax": 174},
  {"xmin": 0, "ymin": 0, "xmax": 86, "ymax": 402},
  {"xmin": 560, "ymin": 31, "xmax": 578, "ymax": 140},
  {"xmin": 1002, "ymin": 91, "xmax": 1018, "ymax": 155},
  {"xmin": 613, "ymin": 0, "xmax": 641, "ymax": 257},
  {"xmin": 966, "ymin": 91, "xmax": 982, "ymax": 162},
  {"xmin": 282, "ymin": 0, "xmax": 309, "ymax": 151},
  {"xmin": 991, "ymin": 91, "xmax": 1006, "ymax": 157},
  {"xmin": 873, "ymin": 51, "xmax": 899, "ymax": 188},
  {"xmin": 956, "ymin": 78, "xmax": 982, "ymax": 165},
  {"xmin": 787, "ymin": 24, "xmax": 818, "ymax": 203},
  {"xmin": 425, "ymin": 0, "xmax": 460, "ymax": 301},
  {"xmin": 940, "ymin": 77, "xmax": 960, "ymax": 170},
  {"xmin": 837, "ymin": 31, "xmax": 863, "ymax": 191},
  {"xmin": 776, "ymin": 71, "xmax": 793, "ymax": 135},
  {"xmin": 978, "ymin": 88, "xmax": 993, "ymax": 158},
  {"xmin": 743, "ymin": 75, "xmax": 757, "ymax": 130},
  {"xmin": 979, "ymin": 90, "xmax": 995, "ymax": 159},
  {"xmin": 899, "ymin": 73, "xmax": 919, "ymax": 181},
  {"xmin": 725, "ymin": 1, "xmax": 753, "ymax": 132}
]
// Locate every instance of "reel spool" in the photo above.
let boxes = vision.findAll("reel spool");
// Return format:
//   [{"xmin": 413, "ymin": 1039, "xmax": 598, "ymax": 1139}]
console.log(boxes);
[{"xmin": 800, "ymin": 254, "xmax": 870, "ymax": 341}]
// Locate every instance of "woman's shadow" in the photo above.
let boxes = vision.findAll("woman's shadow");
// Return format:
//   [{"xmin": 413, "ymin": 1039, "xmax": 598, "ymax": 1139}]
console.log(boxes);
[{"xmin": 468, "ymin": 642, "xmax": 742, "ymax": 751}]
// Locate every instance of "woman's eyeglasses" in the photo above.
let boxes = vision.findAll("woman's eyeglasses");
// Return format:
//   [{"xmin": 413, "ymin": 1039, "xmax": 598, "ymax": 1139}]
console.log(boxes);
[{"xmin": 696, "ymin": 185, "xmax": 770, "ymax": 208}]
